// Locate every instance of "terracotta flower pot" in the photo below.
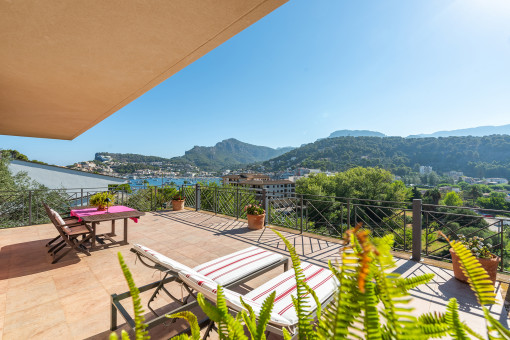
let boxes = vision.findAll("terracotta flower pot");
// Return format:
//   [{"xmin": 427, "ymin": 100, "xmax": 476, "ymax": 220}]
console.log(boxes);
[
  {"xmin": 96, "ymin": 205, "xmax": 106, "ymax": 211},
  {"xmin": 247, "ymin": 214, "xmax": 265, "ymax": 230},
  {"xmin": 450, "ymin": 248, "xmax": 500, "ymax": 285},
  {"xmin": 172, "ymin": 199, "xmax": 185, "ymax": 211}
]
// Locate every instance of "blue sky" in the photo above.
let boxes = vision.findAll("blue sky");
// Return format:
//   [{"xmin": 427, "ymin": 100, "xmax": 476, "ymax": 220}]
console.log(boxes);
[{"xmin": 2, "ymin": 0, "xmax": 510, "ymax": 165}]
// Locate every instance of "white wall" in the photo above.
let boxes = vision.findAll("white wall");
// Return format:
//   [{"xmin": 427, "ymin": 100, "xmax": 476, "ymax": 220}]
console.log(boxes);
[{"xmin": 8, "ymin": 160, "xmax": 126, "ymax": 189}]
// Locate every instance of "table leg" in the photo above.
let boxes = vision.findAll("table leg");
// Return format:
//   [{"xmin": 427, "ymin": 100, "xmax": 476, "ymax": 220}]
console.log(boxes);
[
  {"xmin": 124, "ymin": 218, "xmax": 128, "ymax": 244},
  {"xmin": 91, "ymin": 222, "xmax": 97, "ymax": 250},
  {"xmin": 111, "ymin": 219, "xmax": 116, "ymax": 236}
]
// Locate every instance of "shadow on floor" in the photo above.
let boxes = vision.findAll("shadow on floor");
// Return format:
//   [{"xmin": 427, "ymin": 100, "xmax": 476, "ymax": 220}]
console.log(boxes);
[{"xmin": 0, "ymin": 238, "xmax": 82, "ymax": 280}]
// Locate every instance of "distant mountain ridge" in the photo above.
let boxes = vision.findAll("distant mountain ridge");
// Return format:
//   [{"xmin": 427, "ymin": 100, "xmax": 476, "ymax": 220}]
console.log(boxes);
[
  {"xmin": 407, "ymin": 124, "xmax": 510, "ymax": 138},
  {"xmin": 171, "ymin": 138, "xmax": 294, "ymax": 171},
  {"xmin": 328, "ymin": 130, "xmax": 386, "ymax": 138}
]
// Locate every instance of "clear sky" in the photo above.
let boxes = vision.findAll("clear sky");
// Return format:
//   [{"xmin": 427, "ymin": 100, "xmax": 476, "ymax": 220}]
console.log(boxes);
[{"xmin": 2, "ymin": 0, "xmax": 510, "ymax": 165}]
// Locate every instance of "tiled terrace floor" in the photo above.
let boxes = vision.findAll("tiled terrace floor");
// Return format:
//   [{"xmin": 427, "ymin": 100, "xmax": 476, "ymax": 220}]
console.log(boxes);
[{"xmin": 0, "ymin": 210, "xmax": 508, "ymax": 339}]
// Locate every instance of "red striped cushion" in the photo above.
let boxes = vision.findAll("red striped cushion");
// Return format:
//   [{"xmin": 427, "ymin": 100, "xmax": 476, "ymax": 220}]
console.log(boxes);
[
  {"xmin": 193, "ymin": 246, "xmax": 284, "ymax": 286},
  {"xmin": 243, "ymin": 262, "xmax": 338, "ymax": 326},
  {"xmin": 179, "ymin": 270, "xmax": 292, "ymax": 327}
]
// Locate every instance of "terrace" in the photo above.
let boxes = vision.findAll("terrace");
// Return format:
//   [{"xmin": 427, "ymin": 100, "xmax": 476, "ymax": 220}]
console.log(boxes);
[{"xmin": 0, "ymin": 207, "xmax": 508, "ymax": 339}]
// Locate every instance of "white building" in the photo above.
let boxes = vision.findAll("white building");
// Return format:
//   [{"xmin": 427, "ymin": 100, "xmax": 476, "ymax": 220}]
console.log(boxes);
[
  {"xmin": 419, "ymin": 166, "xmax": 433, "ymax": 175},
  {"xmin": 486, "ymin": 178, "xmax": 508, "ymax": 185}
]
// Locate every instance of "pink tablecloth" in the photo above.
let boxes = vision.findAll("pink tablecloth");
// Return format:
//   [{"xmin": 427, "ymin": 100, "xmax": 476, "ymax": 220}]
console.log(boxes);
[{"xmin": 71, "ymin": 205, "xmax": 139, "ymax": 223}]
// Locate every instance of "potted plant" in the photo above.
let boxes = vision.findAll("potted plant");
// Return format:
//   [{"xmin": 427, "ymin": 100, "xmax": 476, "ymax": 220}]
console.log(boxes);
[
  {"xmin": 172, "ymin": 190, "xmax": 185, "ymax": 211},
  {"xmin": 450, "ymin": 235, "xmax": 500, "ymax": 285},
  {"xmin": 245, "ymin": 204, "xmax": 265, "ymax": 230},
  {"xmin": 89, "ymin": 191, "xmax": 115, "ymax": 211}
]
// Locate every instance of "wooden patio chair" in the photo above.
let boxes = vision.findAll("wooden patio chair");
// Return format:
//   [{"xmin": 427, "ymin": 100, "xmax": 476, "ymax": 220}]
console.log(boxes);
[
  {"xmin": 43, "ymin": 203, "xmax": 93, "ymax": 263},
  {"xmin": 43, "ymin": 203, "xmax": 81, "ymax": 249}
]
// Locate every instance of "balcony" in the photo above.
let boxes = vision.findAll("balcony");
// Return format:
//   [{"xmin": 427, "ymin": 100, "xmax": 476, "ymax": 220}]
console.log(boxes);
[{"xmin": 0, "ymin": 208, "xmax": 508, "ymax": 339}]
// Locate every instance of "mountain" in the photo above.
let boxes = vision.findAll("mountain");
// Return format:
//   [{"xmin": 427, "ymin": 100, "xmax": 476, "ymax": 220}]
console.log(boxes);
[
  {"xmin": 262, "ymin": 135, "xmax": 510, "ymax": 179},
  {"xmin": 171, "ymin": 138, "xmax": 294, "ymax": 171},
  {"xmin": 407, "ymin": 124, "xmax": 510, "ymax": 138},
  {"xmin": 328, "ymin": 130, "xmax": 386, "ymax": 138}
]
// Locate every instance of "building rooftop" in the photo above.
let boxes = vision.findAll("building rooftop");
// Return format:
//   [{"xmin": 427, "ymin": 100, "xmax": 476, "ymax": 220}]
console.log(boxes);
[{"xmin": 0, "ymin": 210, "xmax": 508, "ymax": 339}]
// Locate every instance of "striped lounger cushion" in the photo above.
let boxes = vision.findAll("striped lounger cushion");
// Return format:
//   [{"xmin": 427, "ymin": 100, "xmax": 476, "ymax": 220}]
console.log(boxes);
[
  {"xmin": 133, "ymin": 244, "xmax": 284, "ymax": 286},
  {"xmin": 179, "ymin": 262, "xmax": 338, "ymax": 328}
]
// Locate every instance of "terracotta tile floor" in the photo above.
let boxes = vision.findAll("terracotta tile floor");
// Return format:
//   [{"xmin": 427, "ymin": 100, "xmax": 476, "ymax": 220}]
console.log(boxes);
[{"xmin": 0, "ymin": 210, "xmax": 508, "ymax": 339}]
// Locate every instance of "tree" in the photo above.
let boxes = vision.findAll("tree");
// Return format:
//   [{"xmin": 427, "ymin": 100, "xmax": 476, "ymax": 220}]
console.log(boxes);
[
  {"xmin": 411, "ymin": 186, "xmax": 422, "ymax": 200},
  {"xmin": 443, "ymin": 191, "xmax": 463, "ymax": 207},
  {"xmin": 424, "ymin": 188, "xmax": 441, "ymax": 205},
  {"xmin": 468, "ymin": 185, "xmax": 483, "ymax": 204}
]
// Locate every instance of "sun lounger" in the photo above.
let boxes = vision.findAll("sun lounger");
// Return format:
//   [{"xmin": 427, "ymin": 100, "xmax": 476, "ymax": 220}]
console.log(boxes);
[
  {"xmin": 179, "ymin": 261, "xmax": 338, "ymax": 339},
  {"xmin": 110, "ymin": 245, "xmax": 289, "ymax": 331}
]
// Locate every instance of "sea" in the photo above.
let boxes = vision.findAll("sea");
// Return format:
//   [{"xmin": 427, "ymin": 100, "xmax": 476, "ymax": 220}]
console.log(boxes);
[{"xmin": 128, "ymin": 177, "xmax": 221, "ymax": 190}]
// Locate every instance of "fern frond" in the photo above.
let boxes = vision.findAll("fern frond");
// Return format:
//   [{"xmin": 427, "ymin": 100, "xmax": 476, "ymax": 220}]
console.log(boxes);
[
  {"xmin": 255, "ymin": 291, "xmax": 276, "ymax": 340},
  {"xmin": 117, "ymin": 252, "xmax": 149, "ymax": 340},
  {"xmin": 418, "ymin": 312, "xmax": 449, "ymax": 338},
  {"xmin": 444, "ymin": 298, "xmax": 470, "ymax": 340},
  {"xmin": 240, "ymin": 302, "xmax": 257, "ymax": 339},
  {"xmin": 397, "ymin": 273, "xmax": 435, "ymax": 292},
  {"xmin": 167, "ymin": 311, "xmax": 200, "ymax": 340},
  {"xmin": 282, "ymin": 328, "xmax": 292, "ymax": 340},
  {"xmin": 196, "ymin": 293, "xmax": 222, "ymax": 322},
  {"xmin": 225, "ymin": 315, "xmax": 249, "ymax": 340},
  {"xmin": 483, "ymin": 307, "xmax": 510, "ymax": 340},
  {"xmin": 447, "ymin": 238, "xmax": 496, "ymax": 306},
  {"xmin": 121, "ymin": 330, "xmax": 130, "ymax": 340},
  {"xmin": 273, "ymin": 229, "xmax": 317, "ymax": 340},
  {"xmin": 363, "ymin": 282, "xmax": 382, "ymax": 340}
]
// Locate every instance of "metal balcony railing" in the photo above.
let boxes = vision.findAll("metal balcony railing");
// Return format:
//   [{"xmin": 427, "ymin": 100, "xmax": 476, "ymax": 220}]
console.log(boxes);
[{"xmin": 2, "ymin": 183, "xmax": 509, "ymax": 272}]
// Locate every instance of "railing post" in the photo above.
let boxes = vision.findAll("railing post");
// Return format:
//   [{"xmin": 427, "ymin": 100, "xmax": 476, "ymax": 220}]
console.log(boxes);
[
  {"xmin": 195, "ymin": 183, "xmax": 201, "ymax": 211},
  {"xmin": 412, "ymin": 199, "xmax": 422, "ymax": 262},
  {"xmin": 500, "ymin": 219, "xmax": 504, "ymax": 271},
  {"xmin": 81, "ymin": 188, "xmax": 84, "ymax": 207},
  {"xmin": 347, "ymin": 199, "xmax": 351, "ymax": 227},
  {"xmin": 214, "ymin": 187, "xmax": 217, "ymax": 214},
  {"xmin": 150, "ymin": 186, "xmax": 153, "ymax": 211},
  {"xmin": 28, "ymin": 190, "xmax": 33, "ymax": 226},
  {"xmin": 262, "ymin": 189, "xmax": 268, "ymax": 226},
  {"xmin": 236, "ymin": 187, "xmax": 239, "ymax": 219},
  {"xmin": 300, "ymin": 195, "xmax": 304, "ymax": 233}
]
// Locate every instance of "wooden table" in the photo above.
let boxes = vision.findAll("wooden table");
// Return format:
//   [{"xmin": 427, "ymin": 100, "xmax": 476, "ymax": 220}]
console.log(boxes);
[{"xmin": 79, "ymin": 210, "xmax": 145, "ymax": 250}]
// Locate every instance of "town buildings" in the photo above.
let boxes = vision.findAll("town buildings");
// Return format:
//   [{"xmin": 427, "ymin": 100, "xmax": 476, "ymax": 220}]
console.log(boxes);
[{"xmin": 222, "ymin": 173, "xmax": 295, "ymax": 198}]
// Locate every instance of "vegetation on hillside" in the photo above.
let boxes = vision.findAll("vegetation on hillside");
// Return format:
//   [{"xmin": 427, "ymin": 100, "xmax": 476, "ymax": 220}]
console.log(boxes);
[{"xmin": 262, "ymin": 135, "xmax": 510, "ymax": 178}]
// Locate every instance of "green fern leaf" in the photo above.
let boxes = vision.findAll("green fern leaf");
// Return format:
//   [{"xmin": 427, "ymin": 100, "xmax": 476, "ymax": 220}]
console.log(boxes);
[
  {"xmin": 444, "ymin": 298, "xmax": 470, "ymax": 340},
  {"xmin": 397, "ymin": 273, "xmax": 434, "ymax": 291},
  {"xmin": 167, "ymin": 311, "xmax": 200, "ymax": 340},
  {"xmin": 196, "ymin": 293, "xmax": 222, "ymax": 322},
  {"xmin": 121, "ymin": 330, "xmax": 131, "ymax": 340},
  {"xmin": 363, "ymin": 282, "xmax": 382, "ymax": 340},
  {"xmin": 117, "ymin": 252, "xmax": 149, "ymax": 340},
  {"xmin": 255, "ymin": 291, "xmax": 276, "ymax": 340},
  {"xmin": 483, "ymin": 307, "xmax": 510, "ymax": 340},
  {"xmin": 449, "ymin": 240, "xmax": 496, "ymax": 306},
  {"xmin": 273, "ymin": 229, "xmax": 317, "ymax": 340}
]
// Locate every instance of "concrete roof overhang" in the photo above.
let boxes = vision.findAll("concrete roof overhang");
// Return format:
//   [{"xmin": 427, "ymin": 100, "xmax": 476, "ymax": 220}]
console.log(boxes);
[{"xmin": 0, "ymin": 0, "xmax": 287, "ymax": 140}]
